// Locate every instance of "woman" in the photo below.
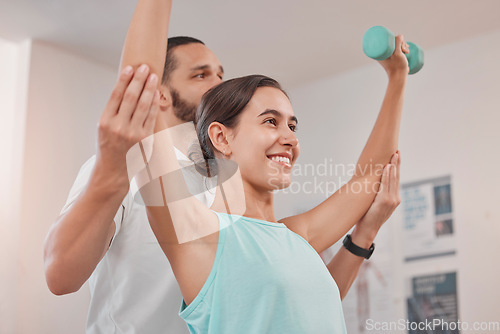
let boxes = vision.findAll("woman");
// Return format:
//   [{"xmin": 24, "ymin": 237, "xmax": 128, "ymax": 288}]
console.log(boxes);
[
  {"xmin": 95, "ymin": 0, "xmax": 404, "ymax": 332},
  {"xmin": 139, "ymin": 36, "xmax": 408, "ymax": 331}
]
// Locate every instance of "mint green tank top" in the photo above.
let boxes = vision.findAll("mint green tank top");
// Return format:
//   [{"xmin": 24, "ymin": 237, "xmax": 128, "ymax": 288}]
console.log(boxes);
[{"xmin": 179, "ymin": 210, "xmax": 347, "ymax": 334}]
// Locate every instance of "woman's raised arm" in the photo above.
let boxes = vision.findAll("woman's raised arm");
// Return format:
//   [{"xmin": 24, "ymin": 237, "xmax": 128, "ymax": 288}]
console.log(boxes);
[
  {"xmin": 119, "ymin": 0, "xmax": 172, "ymax": 78},
  {"xmin": 282, "ymin": 35, "xmax": 409, "ymax": 254}
]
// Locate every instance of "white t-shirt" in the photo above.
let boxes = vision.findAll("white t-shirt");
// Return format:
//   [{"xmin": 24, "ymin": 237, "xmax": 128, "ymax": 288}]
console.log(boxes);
[{"xmin": 60, "ymin": 148, "xmax": 216, "ymax": 334}]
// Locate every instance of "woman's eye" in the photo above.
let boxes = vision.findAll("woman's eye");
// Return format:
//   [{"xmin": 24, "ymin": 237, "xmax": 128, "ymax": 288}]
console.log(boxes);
[
  {"xmin": 264, "ymin": 118, "xmax": 276, "ymax": 125},
  {"xmin": 289, "ymin": 125, "xmax": 297, "ymax": 132}
]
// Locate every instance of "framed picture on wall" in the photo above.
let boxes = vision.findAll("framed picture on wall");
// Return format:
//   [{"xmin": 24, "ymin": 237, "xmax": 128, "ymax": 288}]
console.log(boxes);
[{"xmin": 401, "ymin": 175, "xmax": 455, "ymax": 262}]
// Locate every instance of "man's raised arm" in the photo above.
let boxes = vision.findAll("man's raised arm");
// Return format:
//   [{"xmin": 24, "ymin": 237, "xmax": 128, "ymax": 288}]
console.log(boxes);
[{"xmin": 43, "ymin": 0, "xmax": 171, "ymax": 295}]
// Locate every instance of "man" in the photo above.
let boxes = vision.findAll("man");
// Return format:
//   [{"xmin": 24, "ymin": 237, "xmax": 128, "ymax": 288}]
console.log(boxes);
[{"xmin": 43, "ymin": 1, "xmax": 400, "ymax": 333}]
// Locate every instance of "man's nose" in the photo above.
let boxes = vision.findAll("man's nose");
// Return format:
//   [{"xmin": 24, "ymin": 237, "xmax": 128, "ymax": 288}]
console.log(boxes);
[{"xmin": 209, "ymin": 75, "xmax": 222, "ymax": 88}]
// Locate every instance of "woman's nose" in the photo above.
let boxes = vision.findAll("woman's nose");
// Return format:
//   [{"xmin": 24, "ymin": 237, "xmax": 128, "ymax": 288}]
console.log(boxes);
[{"xmin": 279, "ymin": 129, "xmax": 299, "ymax": 147}]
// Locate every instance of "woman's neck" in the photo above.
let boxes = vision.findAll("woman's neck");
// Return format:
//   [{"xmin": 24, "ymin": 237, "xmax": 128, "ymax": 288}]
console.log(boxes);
[
  {"xmin": 241, "ymin": 180, "xmax": 276, "ymax": 223},
  {"xmin": 211, "ymin": 159, "xmax": 278, "ymax": 223}
]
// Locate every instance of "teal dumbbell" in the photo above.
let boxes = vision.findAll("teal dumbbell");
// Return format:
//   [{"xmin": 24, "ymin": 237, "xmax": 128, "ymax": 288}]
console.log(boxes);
[{"xmin": 362, "ymin": 26, "xmax": 424, "ymax": 74}]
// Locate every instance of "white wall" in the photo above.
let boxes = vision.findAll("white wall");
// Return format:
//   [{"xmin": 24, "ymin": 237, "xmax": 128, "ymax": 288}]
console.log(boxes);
[
  {"xmin": 280, "ymin": 29, "xmax": 500, "ymax": 332},
  {"xmin": 0, "ymin": 36, "xmax": 31, "ymax": 334},
  {"xmin": 15, "ymin": 41, "xmax": 116, "ymax": 333}
]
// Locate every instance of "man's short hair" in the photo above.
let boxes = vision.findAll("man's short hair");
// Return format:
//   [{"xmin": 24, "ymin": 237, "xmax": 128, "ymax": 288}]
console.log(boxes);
[{"xmin": 162, "ymin": 36, "xmax": 205, "ymax": 84}]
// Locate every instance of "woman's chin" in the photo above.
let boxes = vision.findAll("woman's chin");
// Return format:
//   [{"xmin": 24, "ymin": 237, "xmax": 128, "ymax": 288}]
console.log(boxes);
[{"xmin": 266, "ymin": 177, "xmax": 292, "ymax": 191}]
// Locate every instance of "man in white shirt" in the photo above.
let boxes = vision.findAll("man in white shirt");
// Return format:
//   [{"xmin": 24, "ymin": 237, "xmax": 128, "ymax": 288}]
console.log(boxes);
[{"xmin": 43, "ymin": 2, "xmax": 401, "ymax": 333}]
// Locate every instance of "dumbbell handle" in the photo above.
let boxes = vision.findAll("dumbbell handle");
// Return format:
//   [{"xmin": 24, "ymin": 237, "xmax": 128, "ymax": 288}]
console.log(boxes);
[{"xmin": 363, "ymin": 26, "xmax": 424, "ymax": 74}]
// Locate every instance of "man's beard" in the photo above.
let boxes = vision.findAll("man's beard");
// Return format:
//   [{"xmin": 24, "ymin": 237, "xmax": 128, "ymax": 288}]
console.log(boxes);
[{"xmin": 170, "ymin": 88, "xmax": 198, "ymax": 122}]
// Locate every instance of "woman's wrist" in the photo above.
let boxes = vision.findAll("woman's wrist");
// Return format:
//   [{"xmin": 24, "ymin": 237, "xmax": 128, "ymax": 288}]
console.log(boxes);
[
  {"xmin": 387, "ymin": 70, "xmax": 408, "ymax": 83},
  {"xmin": 350, "ymin": 224, "xmax": 379, "ymax": 249}
]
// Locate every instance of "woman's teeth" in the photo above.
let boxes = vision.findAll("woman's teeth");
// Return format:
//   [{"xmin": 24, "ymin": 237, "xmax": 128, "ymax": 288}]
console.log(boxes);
[{"xmin": 269, "ymin": 156, "xmax": 290, "ymax": 165}]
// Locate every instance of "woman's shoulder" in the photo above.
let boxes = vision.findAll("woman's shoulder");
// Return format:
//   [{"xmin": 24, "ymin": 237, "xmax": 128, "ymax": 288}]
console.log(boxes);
[{"xmin": 279, "ymin": 214, "xmax": 310, "ymax": 242}]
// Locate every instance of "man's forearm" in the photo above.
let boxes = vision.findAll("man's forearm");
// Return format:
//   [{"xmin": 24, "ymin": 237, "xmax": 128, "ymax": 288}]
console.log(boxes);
[
  {"xmin": 43, "ymin": 0, "xmax": 172, "ymax": 296},
  {"xmin": 43, "ymin": 164, "xmax": 129, "ymax": 295}
]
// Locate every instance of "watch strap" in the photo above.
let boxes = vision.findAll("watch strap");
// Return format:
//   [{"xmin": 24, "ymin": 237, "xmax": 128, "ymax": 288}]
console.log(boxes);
[{"xmin": 342, "ymin": 234, "xmax": 375, "ymax": 259}]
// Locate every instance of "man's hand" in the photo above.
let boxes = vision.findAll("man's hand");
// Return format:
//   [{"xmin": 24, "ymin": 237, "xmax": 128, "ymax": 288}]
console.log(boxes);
[
  {"xmin": 95, "ymin": 64, "xmax": 160, "ymax": 189},
  {"xmin": 44, "ymin": 65, "xmax": 160, "ymax": 295},
  {"xmin": 351, "ymin": 151, "xmax": 401, "ymax": 247}
]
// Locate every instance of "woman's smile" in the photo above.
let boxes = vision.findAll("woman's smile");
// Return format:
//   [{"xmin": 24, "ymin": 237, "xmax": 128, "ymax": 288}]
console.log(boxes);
[{"xmin": 266, "ymin": 153, "xmax": 292, "ymax": 168}]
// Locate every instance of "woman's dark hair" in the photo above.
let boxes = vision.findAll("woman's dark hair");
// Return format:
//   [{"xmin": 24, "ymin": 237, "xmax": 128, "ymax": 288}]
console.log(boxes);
[{"xmin": 188, "ymin": 75, "xmax": 288, "ymax": 177}]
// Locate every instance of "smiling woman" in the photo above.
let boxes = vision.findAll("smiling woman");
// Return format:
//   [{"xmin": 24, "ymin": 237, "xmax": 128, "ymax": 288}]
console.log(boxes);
[
  {"xmin": 143, "ymin": 75, "xmax": 349, "ymax": 333},
  {"xmin": 191, "ymin": 75, "xmax": 295, "ymax": 176},
  {"xmin": 143, "ymin": 50, "xmax": 406, "ymax": 331}
]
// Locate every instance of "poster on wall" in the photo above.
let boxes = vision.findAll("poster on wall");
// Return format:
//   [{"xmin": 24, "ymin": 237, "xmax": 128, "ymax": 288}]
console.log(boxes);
[
  {"xmin": 407, "ymin": 272, "xmax": 459, "ymax": 334},
  {"xmin": 401, "ymin": 175, "xmax": 455, "ymax": 262}
]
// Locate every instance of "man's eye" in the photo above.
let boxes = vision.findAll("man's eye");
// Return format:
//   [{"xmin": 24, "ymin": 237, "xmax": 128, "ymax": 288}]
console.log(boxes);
[{"xmin": 194, "ymin": 73, "xmax": 205, "ymax": 78}]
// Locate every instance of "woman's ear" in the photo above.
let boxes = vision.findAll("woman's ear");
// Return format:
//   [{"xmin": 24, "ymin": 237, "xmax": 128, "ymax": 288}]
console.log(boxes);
[
  {"xmin": 158, "ymin": 84, "xmax": 173, "ymax": 111},
  {"xmin": 208, "ymin": 122, "xmax": 232, "ymax": 157}
]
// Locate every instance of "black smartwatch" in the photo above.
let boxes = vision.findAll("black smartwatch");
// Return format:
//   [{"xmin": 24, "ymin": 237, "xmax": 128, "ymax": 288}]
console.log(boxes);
[{"xmin": 342, "ymin": 234, "xmax": 375, "ymax": 259}]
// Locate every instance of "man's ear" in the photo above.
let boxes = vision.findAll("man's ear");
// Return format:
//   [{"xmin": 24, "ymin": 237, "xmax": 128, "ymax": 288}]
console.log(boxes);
[{"xmin": 158, "ymin": 84, "xmax": 173, "ymax": 111}]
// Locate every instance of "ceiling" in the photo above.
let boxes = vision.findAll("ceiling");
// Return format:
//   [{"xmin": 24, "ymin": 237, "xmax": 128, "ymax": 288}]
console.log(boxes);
[{"xmin": 1, "ymin": 0, "xmax": 499, "ymax": 88}]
